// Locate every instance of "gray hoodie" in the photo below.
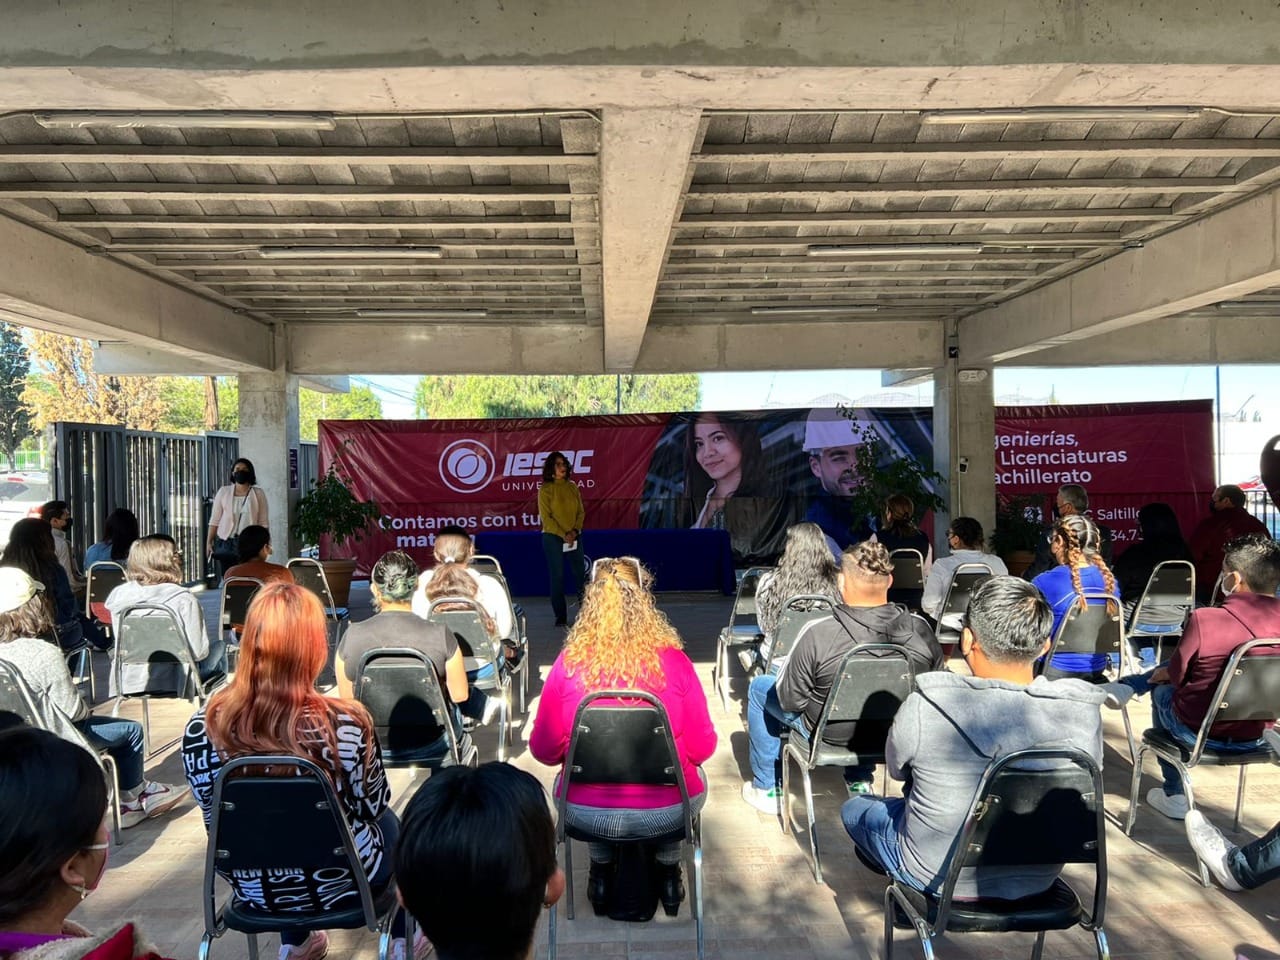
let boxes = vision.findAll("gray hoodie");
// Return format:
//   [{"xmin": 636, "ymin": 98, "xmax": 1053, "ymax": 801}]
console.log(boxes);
[{"xmin": 889, "ymin": 671, "xmax": 1106, "ymax": 900}]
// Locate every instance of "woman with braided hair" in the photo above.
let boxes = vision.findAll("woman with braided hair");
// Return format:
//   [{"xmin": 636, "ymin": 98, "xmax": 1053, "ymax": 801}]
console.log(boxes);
[
  {"xmin": 529, "ymin": 558, "xmax": 716, "ymax": 919},
  {"xmin": 1032, "ymin": 514, "xmax": 1121, "ymax": 681}
]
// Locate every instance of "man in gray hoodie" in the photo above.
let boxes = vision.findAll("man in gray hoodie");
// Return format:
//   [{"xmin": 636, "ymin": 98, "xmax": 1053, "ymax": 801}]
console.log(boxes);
[
  {"xmin": 742, "ymin": 541, "xmax": 944, "ymax": 813},
  {"xmin": 843, "ymin": 576, "xmax": 1106, "ymax": 900}
]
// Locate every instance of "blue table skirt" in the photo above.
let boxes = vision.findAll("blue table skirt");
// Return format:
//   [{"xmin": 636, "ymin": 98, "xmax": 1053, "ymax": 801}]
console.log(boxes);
[{"xmin": 474, "ymin": 529, "xmax": 735, "ymax": 596}]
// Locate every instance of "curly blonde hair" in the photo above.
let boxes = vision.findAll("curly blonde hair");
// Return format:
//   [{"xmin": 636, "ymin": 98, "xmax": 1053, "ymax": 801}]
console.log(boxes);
[{"xmin": 562, "ymin": 557, "xmax": 681, "ymax": 689}]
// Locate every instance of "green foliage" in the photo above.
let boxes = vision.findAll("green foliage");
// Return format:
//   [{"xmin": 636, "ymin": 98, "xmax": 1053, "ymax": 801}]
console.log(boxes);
[
  {"xmin": 412, "ymin": 374, "xmax": 700, "ymax": 419},
  {"xmin": 292, "ymin": 458, "xmax": 383, "ymax": 555},
  {"xmin": 159, "ymin": 377, "xmax": 239, "ymax": 433},
  {"xmin": 301, "ymin": 384, "xmax": 382, "ymax": 441},
  {"xmin": 836, "ymin": 404, "xmax": 948, "ymax": 527},
  {"xmin": 0, "ymin": 325, "xmax": 32, "ymax": 468},
  {"xmin": 990, "ymin": 495, "xmax": 1046, "ymax": 556}
]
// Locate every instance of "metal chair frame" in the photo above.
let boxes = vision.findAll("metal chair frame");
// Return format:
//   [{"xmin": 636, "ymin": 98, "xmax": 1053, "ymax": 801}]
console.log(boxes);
[
  {"xmin": 286, "ymin": 557, "xmax": 348, "ymax": 623},
  {"xmin": 469, "ymin": 554, "xmax": 503, "ymax": 576},
  {"xmin": 74, "ymin": 560, "xmax": 129, "ymax": 703},
  {"xmin": 932, "ymin": 564, "xmax": 994, "ymax": 651},
  {"xmin": 476, "ymin": 567, "xmax": 531, "ymax": 714},
  {"xmin": 197, "ymin": 753, "xmax": 404, "ymax": 960},
  {"xmin": 1124, "ymin": 560, "xmax": 1195, "ymax": 665},
  {"xmin": 218, "ymin": 576, "xmax": 265, "ymax": 670},
  {"xmin": 761, "ymin": 593, "xmax": 837, "ymax": 669},
  {"xmin": 1124, "ymin": 637, "xmax": 1280, "ymax": 883},
  {"xmin": 712, "ymin": 566, "xmax": 771, "ymax": 712},
  {"xmin": 780, "ymin": 644, "xmax": 913, "ymax": 883},
  {"xmin": 354, "ymin": 646, "xmax": 478, "ymax": 772},
  {"xmin": 884, "ymin": 747, "xmax": 1109, "ymax": 960},
  {"xmin": 547, "ymin": 690, "xmax": 704, "ymax": 960},
  {"xmin": 426, "ymin": 596, "xmax": 512, "ymax": 761},
  {"xmin": 888, "ymin": 548, "xmax": 926, "ymax": 609}
]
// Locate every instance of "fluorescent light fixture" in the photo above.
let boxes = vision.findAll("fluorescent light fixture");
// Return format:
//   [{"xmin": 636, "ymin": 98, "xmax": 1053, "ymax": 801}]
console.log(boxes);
[
  {"xmin": 34, "ymin": 111, "xmax": 337, "ymax": 130},
  {"xmin": 920, "ymin": 106, "xmax": 1201, "ymax": 125},
  {"xmin": 355, "ymin": 308, "xmax": 488, "ymax": 319},
  {"xmin": 807, "ymin": 243, "xmax": 984, "ymax": 257},
  {"xmin": 751, "ymin": 305, "xmax": 880, "ymax": 316},
  {"xmin": 257, "ymin": 246, "xmax": 443, "ymax": 259}
]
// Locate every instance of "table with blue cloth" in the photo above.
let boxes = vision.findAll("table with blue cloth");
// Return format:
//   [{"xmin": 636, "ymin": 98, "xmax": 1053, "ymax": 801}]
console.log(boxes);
[{"xmin": 474, "ymin": 529, "xmax": 735, "ymax": 596}]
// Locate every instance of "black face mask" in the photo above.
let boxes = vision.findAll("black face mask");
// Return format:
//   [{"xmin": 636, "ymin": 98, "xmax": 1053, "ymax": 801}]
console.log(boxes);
[
  {"xmin": 232, "ymin": 471, "xmax": 251, "ymax": 485},
  {"xmin": 62, "ymin": 516, "xmax": 74, "ymax": 529}
]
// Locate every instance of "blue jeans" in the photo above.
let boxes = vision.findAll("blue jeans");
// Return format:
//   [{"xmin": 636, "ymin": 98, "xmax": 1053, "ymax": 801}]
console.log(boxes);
[
  {"xmin": 542, "ymin": 533, "xmax": 585, "ymax": 623},
  {"xmin": 745, "ymin": 674, "xmax": 873, "ymax": 790},
  {"xmin": 1231, "ymin": 820, "xmax": 1280, "ymax": 889},
  {"xmin": 198, "ymin": 636, "xmax": 228, "ymax": 683},
  {"xmin": 280, "ymin": 806, "xmax": 404, "ymax": 946},
  {"xmin": 840, "ymin": 795, "xmax": 927, "ymax": 891},
  {"xmin": 1119, "ymin": 669, "xmax": 1263, "ymax": 796},
  {"xmin": 79, "ymin": 715, "xmax": 145, "ymax": 791}
]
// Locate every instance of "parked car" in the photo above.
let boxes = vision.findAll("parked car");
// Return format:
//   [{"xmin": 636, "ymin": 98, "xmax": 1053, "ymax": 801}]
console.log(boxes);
[{"xmin": 0, "ymin": 472, "xmax": 49, "ymax": 545}]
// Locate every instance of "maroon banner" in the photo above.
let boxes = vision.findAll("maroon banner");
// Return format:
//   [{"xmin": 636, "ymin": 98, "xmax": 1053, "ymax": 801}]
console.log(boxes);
[{"xmin": 995, "ymin": 400, "xmax": 1215, "ymax": 550}]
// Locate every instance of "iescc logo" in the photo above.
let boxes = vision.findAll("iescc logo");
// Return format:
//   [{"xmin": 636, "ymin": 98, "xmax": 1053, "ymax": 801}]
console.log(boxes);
[{"xmin": 438, "ymin": 439, "xmax": 496, "ymax": 494}]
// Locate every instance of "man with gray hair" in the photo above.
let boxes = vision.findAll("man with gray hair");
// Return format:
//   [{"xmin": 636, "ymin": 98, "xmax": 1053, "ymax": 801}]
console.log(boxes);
[
  {"xmin": 842, "ymin": 576, "xmax": 1106, "ymax": 899},
  {"xmin": 1023, "ymin": 482, "xmax": 1114, "ymax": 580},
  {"xmin": 802, "ymin": 409, "xmax": 872, "ymax": 557}
]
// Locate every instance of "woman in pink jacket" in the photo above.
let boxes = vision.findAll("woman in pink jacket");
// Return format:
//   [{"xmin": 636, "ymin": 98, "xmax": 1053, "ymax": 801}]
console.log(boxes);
[{"xmin": 530, "ymin": 557, "xmax": 716, "ymax": 918}]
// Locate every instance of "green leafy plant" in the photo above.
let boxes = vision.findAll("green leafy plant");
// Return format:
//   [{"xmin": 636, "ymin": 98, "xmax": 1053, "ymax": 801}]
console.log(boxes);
[
  {"xmin": 836, "ymin": 405, "xmax": 947, "ymax": 527},
  {"xmin": 990, "ymin": 495, "xmax": 1046, "ymax": 556},
  {"xmin": 292, "ymin": 461, "xmax": 382, "ymax": 556}
]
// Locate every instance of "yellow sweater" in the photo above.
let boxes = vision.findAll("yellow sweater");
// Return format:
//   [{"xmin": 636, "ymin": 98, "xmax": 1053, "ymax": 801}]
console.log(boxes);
[{"xmin": 539, "ymin": 478, "xmax": 585, "ymax": 538}]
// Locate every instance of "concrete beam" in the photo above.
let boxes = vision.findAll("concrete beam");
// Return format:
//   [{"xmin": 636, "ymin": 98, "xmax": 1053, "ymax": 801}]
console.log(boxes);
[
  {"xmin": 600, "ymin": 107, "xmax": 703, "ymax": 372},
  {"xmin": 0, "ymin": 214, "xmax": 273, "ymax": 370},
  {"xmin": 959, "ymin": 182, "xmax": 1280, "ymax": 364},
  {"xmin": 1010, "ymin": 314, "xmax": 1280, "ymax": 366},
  {"xmin": 882, "ymin": 369, "xmax": 934, "ymax": 388},
  {"xmin": 298, "ymin": 375, "xmax": 350, "ymax": 395}
]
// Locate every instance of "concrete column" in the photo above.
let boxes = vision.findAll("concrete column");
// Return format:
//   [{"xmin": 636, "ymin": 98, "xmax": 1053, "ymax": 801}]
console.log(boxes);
[
  {"xmin": 933, "ymin": 339, "xmax": 995, "ymax": 557},
  {"xmin": 238, "ymin": 334, "xmax": 300, "ymax": 562}
]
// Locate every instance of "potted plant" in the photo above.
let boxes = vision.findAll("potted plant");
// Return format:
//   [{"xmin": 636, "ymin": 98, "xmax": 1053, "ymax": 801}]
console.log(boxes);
[
  {"xmin": 991, "ymin": 495, "xmax": 1046, "ymax": 578},
  {"xmin": 292, "ymin": 460, "xmax": 382, "ymax": 607}
]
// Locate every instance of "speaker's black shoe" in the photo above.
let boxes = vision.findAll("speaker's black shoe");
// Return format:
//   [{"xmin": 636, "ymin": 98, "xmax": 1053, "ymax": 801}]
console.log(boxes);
[
  {"xmin": 587, "ymin": 861, "xmax": 611, "ymax": 916},
  {"xmin": 659, "ymin": 863, "xmax": 685, "ymax": 917}
]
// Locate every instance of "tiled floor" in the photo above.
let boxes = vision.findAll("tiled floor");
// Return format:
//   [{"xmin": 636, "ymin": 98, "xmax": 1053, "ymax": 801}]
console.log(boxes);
[{"xmin": 70, "ymin": 587, "xmax": 1280, "ymax": 960}]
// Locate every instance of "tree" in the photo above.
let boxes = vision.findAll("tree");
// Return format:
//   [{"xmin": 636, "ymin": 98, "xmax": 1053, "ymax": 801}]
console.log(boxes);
[
  {"xmin": 159, "ymin": 377, "xmax": 238, "ymax": 434},
  {"xmin": 0, "ymin": 325, "xmax": 32, "ymax": 468},
  {"xmin": 22, "ymin": 331, "xmax": 167, "ymax": 432},
  {"xmin": 300, "ymin": 385, "xmax": 382, "ymax": 441},
  {"xmin": 412, "ymin": 375, "xmax": 701, "ymax": 419}
]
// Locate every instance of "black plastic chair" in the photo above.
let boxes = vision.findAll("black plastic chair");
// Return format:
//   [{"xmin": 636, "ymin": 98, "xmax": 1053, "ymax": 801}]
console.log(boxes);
[
  {"xmin": 355, "ymin": 647, "xmax": 478, "ymax": 771},
  {"xmin": 761, "ymin": 593, "xmax": 836, "ymax": 669},
  {"xmin": 426, "ymin": 597, "xmax": 512, "ymax": 761},
  {"xmin": 933, "ymin": 563, "xmax": 994, "ymax": 651},
  {"xmin": 0, "ymin": 660, "xmax": 123, "ymax": 844},
  {"xmin": 1125, "ymin": 637, "xmax": 1280, "ymax": 881},
  {"xmin": 712, "ymin": 565, "xmax": 771, "ymax": 712},
  {"xmin": 73, "ymin": 560, "xmax": 128, "ymax": 702},
  {"xmin": 548, "ymin": 690, "xmax": 704, "ymax": 960},
  {"xmin": 887, "ymin": 548, "xmax": 926, "ymax": 610},
  {"xmin": 1124, "ymin": 560, "xmax": 1194, "ymax": 665},
  {"xmin": 219, "ymin": 576, "xmax": 264, "ymax": 669},
  {"xmin": 476, "ymin": 567, "xmax": 531, "ymax": 714},
  {"xmin": 469, "ymin": 554, "xmax": 503, "ymax": 577},
  {"xmin": 781, "ymin": 644, "xmax": 913, "ymax": 883},
  {"xmin": 286, "ymin": 557, "xmax": 349, "ymax": 622},
  {"xmin": 884, "ymin": 747, "xmax": 1109, "ymax": 960},
  {"xmin": 197, "ymin": 754, "xmax": 404, "ymax": 960}
]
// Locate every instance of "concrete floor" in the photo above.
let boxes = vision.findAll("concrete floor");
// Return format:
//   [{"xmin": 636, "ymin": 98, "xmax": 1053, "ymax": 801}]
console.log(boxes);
[{"xmin": 69, "ymin": 586, "xmax": 1280, "ymax": 960}]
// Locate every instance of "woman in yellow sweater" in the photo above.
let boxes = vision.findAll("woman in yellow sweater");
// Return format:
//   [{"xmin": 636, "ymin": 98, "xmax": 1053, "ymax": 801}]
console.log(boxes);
[{"xmin": 538, "ymin": 451, "xmax": 586, "ymax": 627}]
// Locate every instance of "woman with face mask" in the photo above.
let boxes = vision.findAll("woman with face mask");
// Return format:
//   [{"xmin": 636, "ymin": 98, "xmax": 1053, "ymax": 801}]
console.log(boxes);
[
  {"xmin": 0, "ymin": 720, "xmax": 177, "ymax": 959},
  {"xmin": 206, "ymin": 457, "xmax": 270, "ymax": 579}
]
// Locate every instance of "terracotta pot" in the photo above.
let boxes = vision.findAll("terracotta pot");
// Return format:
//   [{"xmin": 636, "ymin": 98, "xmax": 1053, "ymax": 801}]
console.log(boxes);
[
  {"xmin": 1002, "ymin": 550, "xmax": 1036, "ymax": 579},
  {"xmin": 319, "ymin": 557, "xmax": 358, "ymax": 608}
]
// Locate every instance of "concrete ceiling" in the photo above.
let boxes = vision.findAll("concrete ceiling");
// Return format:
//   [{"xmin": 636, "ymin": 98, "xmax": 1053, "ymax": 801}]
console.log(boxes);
[{"xmin": 1, "ymin": 1, "xmax": 1280, "ymax": 378}]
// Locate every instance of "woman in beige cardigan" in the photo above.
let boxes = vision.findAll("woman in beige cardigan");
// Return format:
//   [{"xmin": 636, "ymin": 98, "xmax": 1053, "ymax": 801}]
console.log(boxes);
[{"xmin": 205, "ymin": 457, "xmax": 270, "ymax": 578}]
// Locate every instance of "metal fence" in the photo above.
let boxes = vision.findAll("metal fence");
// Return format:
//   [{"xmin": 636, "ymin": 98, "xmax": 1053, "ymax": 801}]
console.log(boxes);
[
  {"xmin": 52, "ymin": 423, "xmax": 317, "ymax": 585},
  {"xmin": 1246, "ymin": 489, "xmax": 1280, "ymax": 539}
]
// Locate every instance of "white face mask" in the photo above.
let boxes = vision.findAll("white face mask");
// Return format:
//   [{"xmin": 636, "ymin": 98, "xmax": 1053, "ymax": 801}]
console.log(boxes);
[{"xmin": 1221, "ymin": 572, "xmax": 1240, "ymax": 597}]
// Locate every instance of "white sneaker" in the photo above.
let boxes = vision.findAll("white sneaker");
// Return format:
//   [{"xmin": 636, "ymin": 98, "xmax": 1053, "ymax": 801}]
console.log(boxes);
[
  {"xmin": 1184, "ymin": 810, "xmax": 1244, "ymax": 891},
  {"xmin": 741, "ymin": 781, "xmax": 781, "ymax": 815},
  {"xmin": 390, "ymin": 931, "xmax": 434, "ymax": 960},
  {"xmin": 480, "ymin": 694, "xmax": 502, "ymax": 727},
  {"xmin": 1099, "ymin": 682, "xmax": 1135, "ymax": 708},
  {"xmin": 1146, "ymin": 787, "xmax": 1190, "ymax": 821},
  {"xmin": 278, "ymin": 931, "xmax": 328, "ymax": 960},
  {"xmin": 139, "ymin": 780, "xmax": 191, "ymax": 818},
  {"xmin": 118, "ymin": 799, "xmax": 148, "ymax": 829}
]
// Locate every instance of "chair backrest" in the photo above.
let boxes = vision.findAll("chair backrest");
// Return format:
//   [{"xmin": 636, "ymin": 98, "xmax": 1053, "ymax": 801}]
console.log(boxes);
[
  {"xmin": 931, "ymin": 747, "xmax": 1106, "ymax": 932},
  {"xmin": 114, "ymin": 602, "xmax": 200, "ymax": 697},
  {"xmin": 476, "ymin": 569, "xmax": 522, "ymax": 644},
  {"xmin": 888, "ymin": 549, "xmax": 926, "ymax": 591},
  {"xmin": 1188, "ymin": 638, "xmax": 1280, "ymax": 760},
  {"xmin": 201, "ymin": 753, "xmax": 380, "ymax": 933},
  {"xmin": 728, "ymin": 566, "xmax": 771, "ymax": 626},
  {"xmin": 426, "ymin": 597, "xmax": 501, "ymax": 667},
  {"xmin": 1129, "ymin": 560, "xmax": 1195, "ymax": 631},
  {"xmin": 937, "ymin": 563, "xmax": 994, "ymax": 624},
  {"xmin": 220, "ymin": 576, "xmax": 265, "ymax": 628},
  {"xmin": 765, "ymin": 593, "xmax": 835, "ymax": 664},
  {"xmin": 86, "ymin": 561, "xmax": 127, "ymax": 618},
  {"xmin": 805, "ymin": 644, "xmax": 913, "ymax": 759},
  {"xmin": 0, "ymin": 659, "xmax": 43, "ymax": 725},
  {"xmin": 355, "ymin": 647, "xmax": 459, "ymax": 764},
  {"xmin": 287, "ymin": 558, "xmax": 338, "ymax": 616},
  {"xmin": 557, "ymin": 690, "xmax": 695, "ymax": 842},
  {"xmin": 1046, "ymin": 592, "xmax": 1122, "ymax": 661},
  {"xmin": 470, "ymin": 554, "xmax": 503, "ymax": 576}
]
